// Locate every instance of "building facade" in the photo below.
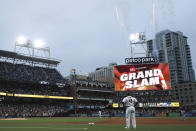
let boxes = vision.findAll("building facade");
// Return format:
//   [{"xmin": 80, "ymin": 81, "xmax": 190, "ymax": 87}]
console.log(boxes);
[
  {"xmin": 173, "ymin": 82, "xmax": 196, "ymax": 108},
  {"xmin": 147, "ymin": 30, "xmax": 195, "ymax": 85},
  {"xmin": 147, "ymin": 40, "xmax": 153, "ymax": 57},
  {"xmin": 88, "ymin": 62, "xmax": 117, "ymax": 83}
]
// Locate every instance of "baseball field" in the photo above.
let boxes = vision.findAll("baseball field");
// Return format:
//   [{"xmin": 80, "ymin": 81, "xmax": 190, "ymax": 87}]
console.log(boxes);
[{"xmin": 0, "ymin": 117, "xmax": 196, "ymax": 131}]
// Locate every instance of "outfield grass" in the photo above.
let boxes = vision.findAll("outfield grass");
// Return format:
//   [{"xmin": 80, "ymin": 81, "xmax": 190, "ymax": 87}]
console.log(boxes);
[{"xmin": 0, "ymin": 117, "xmax": 195, "ymax": 131}]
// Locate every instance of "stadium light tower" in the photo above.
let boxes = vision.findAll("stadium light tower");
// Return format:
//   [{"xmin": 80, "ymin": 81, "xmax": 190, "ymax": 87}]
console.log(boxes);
[
  {"xmin": 33, "ymin": 39, "xmax": 46, "ymax": 48},
  {"xmin": 14, "ymin": 36, "xmax": 50, "ymax": 58},
  {"xmin": 129, "ymin": 32, "xmax": 147, "ymax": 58},
  {"xmin": 16, "ymin": 36, "xmax": 28, "ymax": 45}
]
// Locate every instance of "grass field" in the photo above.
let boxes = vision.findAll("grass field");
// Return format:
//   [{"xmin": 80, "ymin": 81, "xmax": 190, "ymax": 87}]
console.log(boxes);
[{"xmin": 0, "ymin": 117, "xmax": 196, "ymax": 131}]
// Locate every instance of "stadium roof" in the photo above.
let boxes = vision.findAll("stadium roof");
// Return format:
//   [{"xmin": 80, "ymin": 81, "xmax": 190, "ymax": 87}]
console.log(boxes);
[{"xmin": 0, "ymin": 50, "xmax": 61, "ymax": 66}]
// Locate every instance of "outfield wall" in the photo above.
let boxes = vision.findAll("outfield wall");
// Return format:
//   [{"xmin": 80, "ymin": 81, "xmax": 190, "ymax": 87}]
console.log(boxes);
[{"xmin": 68, "ymin": 112, "xmax": 196, "ymax": 117}]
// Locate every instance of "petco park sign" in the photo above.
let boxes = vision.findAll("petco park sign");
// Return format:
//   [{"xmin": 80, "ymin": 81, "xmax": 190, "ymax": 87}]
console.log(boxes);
[{"xmin": 125, "ymin": 57, "xmax": 159, "ymax": 64}]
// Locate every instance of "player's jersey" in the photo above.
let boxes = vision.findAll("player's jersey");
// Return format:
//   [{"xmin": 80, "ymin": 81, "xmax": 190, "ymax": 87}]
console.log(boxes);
[
  {"xmin": 181, "ymin": 110, "xmax": 185, "ymax": 115},
  {"xmin": 122, "ymin": 96, "xmax": 138, "ymax": 107}
]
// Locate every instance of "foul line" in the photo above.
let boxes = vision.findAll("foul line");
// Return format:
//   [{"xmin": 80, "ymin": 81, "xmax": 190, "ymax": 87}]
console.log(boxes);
[{"xmin": 0, "ymin": 127, "xmax": 88, "ymax": 130}]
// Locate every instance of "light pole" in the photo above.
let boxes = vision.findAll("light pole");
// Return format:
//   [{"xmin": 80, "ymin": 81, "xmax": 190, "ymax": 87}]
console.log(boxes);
[{"xmin": 15, "ymin": 36, "xmax": 50, "ymax": 58}]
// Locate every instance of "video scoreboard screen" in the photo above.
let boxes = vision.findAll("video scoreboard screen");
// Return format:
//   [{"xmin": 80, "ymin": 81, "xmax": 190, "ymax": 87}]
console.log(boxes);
[{"xmin": 114, "ymin": 63, "xmax": 171, "ymax": 91}]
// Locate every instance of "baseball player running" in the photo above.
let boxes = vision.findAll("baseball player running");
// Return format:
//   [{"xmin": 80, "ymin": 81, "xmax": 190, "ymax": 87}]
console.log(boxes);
[{"xmin": 122, "ymin": 96, "xmax": 138, "ymax": 129}]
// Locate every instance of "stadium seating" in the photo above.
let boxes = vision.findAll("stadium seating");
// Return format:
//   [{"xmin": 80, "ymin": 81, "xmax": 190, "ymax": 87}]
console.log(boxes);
[
  {"xmin": 0, "ymin": 102, "xmax": 69, "ymax": 117},
  {"xmin": 0, "ymin": 62, "xmax": 65, "ymax": 84}
]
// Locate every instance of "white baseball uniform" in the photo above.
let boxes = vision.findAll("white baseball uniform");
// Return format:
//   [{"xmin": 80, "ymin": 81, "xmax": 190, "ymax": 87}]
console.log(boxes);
[
  {"xmin": 98, "ymin": 110, "xmax": 102, "ymax": 118},
  {"xmin": 122, "ymin": 96, "xmax": 138, "ymax": 129},
  {"xmin": 181, "ymin": 110, "xmax": 186, "ymax": 121}
]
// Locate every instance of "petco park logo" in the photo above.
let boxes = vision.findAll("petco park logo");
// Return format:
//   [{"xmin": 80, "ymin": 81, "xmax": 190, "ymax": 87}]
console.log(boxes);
[
  {"xmin": 125, "ymin": 57, "xmax": 159, "ymax": 64},
  {"xmin": 130, "ymin": 67, "xmax": 136, "ymax": 72}
]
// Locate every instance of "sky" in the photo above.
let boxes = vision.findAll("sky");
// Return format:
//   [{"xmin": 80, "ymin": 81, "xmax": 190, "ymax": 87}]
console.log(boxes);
[{"xmin": 0, "ymin": 0, "xmax": 196, "ymax": 76}]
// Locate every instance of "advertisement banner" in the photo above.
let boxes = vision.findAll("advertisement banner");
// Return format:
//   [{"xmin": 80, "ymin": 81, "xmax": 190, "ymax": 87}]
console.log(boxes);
[
  {"xmin": 140, "ymin": 102, "xmax": 179, "ymax": 108},
  {"xmin": 114, "ymin": 63, "xmax": 171, "ymax": 91},
  {"xmin": 113, "ymin": 103, "xmax": 119, "ymax": 108},
  {"xmin": 0, "ymin": 92, "xmax": 6, "ymax": 96},
  {"xmin": 171, "ymin": 102, "xmax": 180, "ymax": 107},
  {"xmin": 14, "ymin": 94, "xmax": 73, "ymax": 100}
]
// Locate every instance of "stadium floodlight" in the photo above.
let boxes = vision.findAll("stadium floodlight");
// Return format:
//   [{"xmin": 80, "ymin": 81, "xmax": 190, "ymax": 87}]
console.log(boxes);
[
  {"xmin": 129, "ymin": 33, "xmax": 140, "ymax": 43},
  {"xmin": 16, "ymin": 36, "xmax": 27, "ymax": 45},
  {"xmin": 15, "ymin": 36, "xmax": 50, "ymax": 57},
  {"xmin": 129, "ymin": 32, "xmax": 147, "ymax": 58},
  {"xmin": 33, "ymin": 39, "xmax": 46, "ymax": 49},
  {"xmin": 129, "ymin": 32, "xmax": 146, "ymax": 44}
]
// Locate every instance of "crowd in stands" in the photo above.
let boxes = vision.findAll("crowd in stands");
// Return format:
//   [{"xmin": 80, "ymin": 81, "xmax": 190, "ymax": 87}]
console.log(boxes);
[
  {"xmin": 75, "ymin": 108, "xmax": 181, "ymax": 117},
  {"xmin": 114, "ymin": 91, "xmax": 173, "ymax": 103},
  {"xmin": 0, "ymin": 83, "xmax": 69, "ymax": 96},
  {"xmin": 0, "ymin": 62, "xmax": 65, "ymax": 84},
  {"xmin": 113, "ymin": 96, "xmax": 172, "ymax": 104},
  {"xmin": 77, "ymin": 94, "xmax": 113, "ymax": 100},
  {"xmin": 76, "ymin": 79, "xmax": 114, "ymax": 90},
  {"xmin": 0, "ymin": 102, "xmax": 68, "ymax": 118},
  {"xmin": 77, "ymin": 101, "xmax": 108, "ymax": 109}
]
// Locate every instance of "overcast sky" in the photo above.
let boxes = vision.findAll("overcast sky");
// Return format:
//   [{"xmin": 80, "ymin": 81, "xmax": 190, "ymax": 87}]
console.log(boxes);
[{"xmin": 0, "ymin": 0, "xmax": 196, "ymax": 76}]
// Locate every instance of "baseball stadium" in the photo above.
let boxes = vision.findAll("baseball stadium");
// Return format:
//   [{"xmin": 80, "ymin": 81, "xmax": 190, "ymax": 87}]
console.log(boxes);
[
  {"xmin": 1, "ymin": 0, "xmax": 196, "ymax": 131},
  {"xmin": 0, "ymin": 49, "xmax": 196, "ymax": 131}
]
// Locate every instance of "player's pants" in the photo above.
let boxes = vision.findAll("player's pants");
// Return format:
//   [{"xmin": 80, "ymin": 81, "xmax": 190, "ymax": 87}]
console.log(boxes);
[
  {"xmin": 99, "ymin": 113, "xmax": 101, "ymax": 118},
  {"xmin": 126, "ymin": 106, "xmax": 136, "ymax": 129},
  {"xmin": 181, "ymin": 114, "xmax": 186, "ymax": 120}
]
